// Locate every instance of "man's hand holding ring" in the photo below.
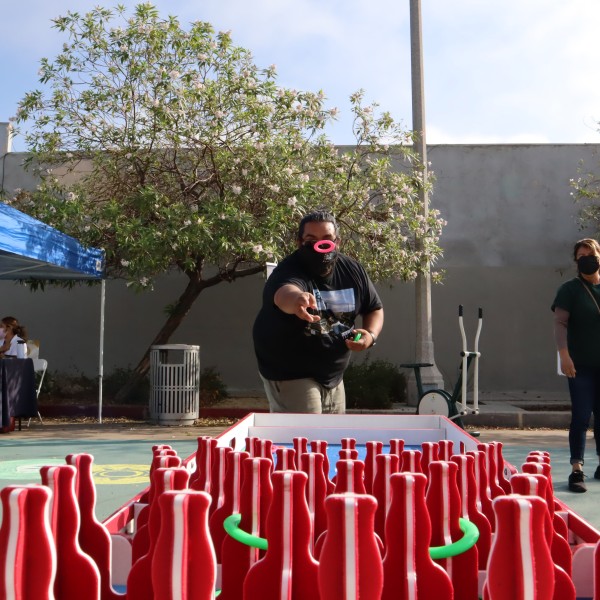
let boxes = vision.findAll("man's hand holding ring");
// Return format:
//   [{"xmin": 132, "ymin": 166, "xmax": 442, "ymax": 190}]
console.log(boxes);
[{"xmin": 296, "ymin": 293, "xmax": 320, "ymax": 323}]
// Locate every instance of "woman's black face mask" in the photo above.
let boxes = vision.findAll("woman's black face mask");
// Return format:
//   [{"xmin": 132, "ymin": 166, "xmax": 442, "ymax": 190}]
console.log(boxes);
[
  {"xmin": 577, "ymin": 254, "xmax": 600, "ymax": 275},
  {"xmin": 298, "ymin": 241, "xmax": 338, "ymax": 278}
]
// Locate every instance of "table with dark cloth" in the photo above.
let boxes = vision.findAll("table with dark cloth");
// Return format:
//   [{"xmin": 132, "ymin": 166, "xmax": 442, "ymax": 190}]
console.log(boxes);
[{"xmin": 0, "ymin": 358, "xmax": 37, "ymax": 432}]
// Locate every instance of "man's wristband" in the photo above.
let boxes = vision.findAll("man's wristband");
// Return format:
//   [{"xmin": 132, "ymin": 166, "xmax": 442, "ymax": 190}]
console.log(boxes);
[{"xmin": 366, "ymin": 330, "xmax": 377, "ymax": 347}]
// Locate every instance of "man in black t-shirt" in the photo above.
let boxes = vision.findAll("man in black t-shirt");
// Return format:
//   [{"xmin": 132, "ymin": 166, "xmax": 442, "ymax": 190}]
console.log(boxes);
[{"xmin": 253, "ymin": 210, "xmax": 384, "ymax": 413}]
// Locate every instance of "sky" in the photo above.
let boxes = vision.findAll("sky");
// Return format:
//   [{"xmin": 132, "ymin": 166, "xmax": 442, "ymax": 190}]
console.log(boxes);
[{"xmin": 3, "ymin": 0, "xmax": 600, "ymax": 151}]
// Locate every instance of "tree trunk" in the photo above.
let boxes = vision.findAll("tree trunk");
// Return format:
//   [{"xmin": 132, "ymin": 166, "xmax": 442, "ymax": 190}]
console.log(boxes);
[{"xmin": 115, "ymin": 264, "xmax": 264, "ymax": 402}]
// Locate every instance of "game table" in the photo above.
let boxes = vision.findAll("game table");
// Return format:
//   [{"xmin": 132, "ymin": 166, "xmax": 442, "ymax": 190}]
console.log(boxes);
[
  {"xmin": 0, "ymin": 357, "xmax": 37, "ymax": 432},
  {"xmin": 2, "ymin": 413, "xmax": 599, "ymax": 599}
]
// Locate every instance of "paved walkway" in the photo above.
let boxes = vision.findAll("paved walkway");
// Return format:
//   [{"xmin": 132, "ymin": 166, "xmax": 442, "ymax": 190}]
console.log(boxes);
[{"xmin": 348, "ymin": 390, "xmax": 574, "ymax": 429}]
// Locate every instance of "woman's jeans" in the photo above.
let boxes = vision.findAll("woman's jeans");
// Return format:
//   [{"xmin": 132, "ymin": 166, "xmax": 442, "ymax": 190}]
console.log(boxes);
[{"xmin": 568, "ymin": 366, "xmax": 600, "ymax": 465}]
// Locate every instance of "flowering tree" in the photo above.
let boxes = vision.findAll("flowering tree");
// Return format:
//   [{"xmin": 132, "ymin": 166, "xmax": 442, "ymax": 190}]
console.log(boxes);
[
  {"xmin": 571, "ymin": 166, "xmax": 600, "ymax": 230},
  {"xmin": 11, "ymin": 3, "xmax": 444, "ymax": 399}
]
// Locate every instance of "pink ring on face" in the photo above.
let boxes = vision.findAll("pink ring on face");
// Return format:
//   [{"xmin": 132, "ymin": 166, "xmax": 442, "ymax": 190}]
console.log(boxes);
[{"xmin": 314, "ymin": 240, "xmax": 336, "ymax": 253}]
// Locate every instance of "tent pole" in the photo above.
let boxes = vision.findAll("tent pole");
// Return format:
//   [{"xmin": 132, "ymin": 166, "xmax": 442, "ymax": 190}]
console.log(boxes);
[{"xmin": 98, "ymin": 279, "xmax": 105, "ymax": 424}]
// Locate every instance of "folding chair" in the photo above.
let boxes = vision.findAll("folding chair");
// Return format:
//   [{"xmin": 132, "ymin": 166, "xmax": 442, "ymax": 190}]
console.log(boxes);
[
  {"xmin": 26, "ymin": 340, "xmax": 40, "ymax": 359},
  {"xmin": 27, "ymin": 357, "xmax": 47, "ymax": 427}
]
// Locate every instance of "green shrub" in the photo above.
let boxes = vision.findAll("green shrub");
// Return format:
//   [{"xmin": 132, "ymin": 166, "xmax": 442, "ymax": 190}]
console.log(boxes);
[
  {"xmin": 39, "ymin": 365, "xmax": 228, "ymax": 406},
  {"xmin": 38, "ymin": 369, "xmax": 98, "ymax": 400},
  {"xmin": 200, "ymin": 366, "xmax": 229, "ymax": 405},
  {"xmin": 344, "ymin": 359, "xmax": 406, "ymax": 410},
  {"xmin": 103, "ymin": 368, "xmax": 149, "ymax": 405}
]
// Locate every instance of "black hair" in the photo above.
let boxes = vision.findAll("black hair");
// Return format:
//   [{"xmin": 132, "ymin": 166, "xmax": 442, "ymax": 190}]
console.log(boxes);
[{"xmin": 297, "ymin": 210, "xmax": 339, "ymax": 240}]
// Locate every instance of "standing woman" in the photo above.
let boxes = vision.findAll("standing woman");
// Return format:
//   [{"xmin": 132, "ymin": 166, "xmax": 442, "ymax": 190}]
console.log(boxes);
[
  {"xmin": 552, "ymin": 238, "xmax": 600, "ymax": 492},
  {"xmin": 0, "ymin": 316, "xmax": 28, "ymax": 358}
]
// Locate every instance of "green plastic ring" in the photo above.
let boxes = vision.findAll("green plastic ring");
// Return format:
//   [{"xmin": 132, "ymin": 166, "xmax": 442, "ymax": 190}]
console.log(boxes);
[
  {"xmin": 429, "ymin": 518, "xmax": 479, "ymax": 559},
  {"xmin": 224, "ymin": 513, "xmax": 268, "ymax": 550},
  {"xmin": 224, "ymin": 512, "xmax": 478, "ymax": 559}
]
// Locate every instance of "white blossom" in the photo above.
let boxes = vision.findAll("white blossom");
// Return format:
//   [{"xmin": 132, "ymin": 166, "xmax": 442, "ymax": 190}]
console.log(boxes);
[
  {"xmin": 121, "ymin": 259, "xmax": 130, "ymax": 267},
  {"xmin": 231, "ymin": 185, "xmax": 242, "ymax": 195},
  {"xmin": 287, "ymin": 196, "xmax": 297, "ymax": 207},
  {"xmin": 252, "ymin": 244, "xmax": 263, "ymax": 253}
]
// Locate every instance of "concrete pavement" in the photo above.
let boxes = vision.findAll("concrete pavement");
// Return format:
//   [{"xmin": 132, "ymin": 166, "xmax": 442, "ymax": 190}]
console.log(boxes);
[{"xmin": 347, "ymin": 389, "xmax": 573, "ymax": 429}]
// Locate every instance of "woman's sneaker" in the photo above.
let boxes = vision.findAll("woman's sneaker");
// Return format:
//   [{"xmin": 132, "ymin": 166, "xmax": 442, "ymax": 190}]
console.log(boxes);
[{"xmin": 568, "ymin": 470, "xmax": 587, "ymax": 493}]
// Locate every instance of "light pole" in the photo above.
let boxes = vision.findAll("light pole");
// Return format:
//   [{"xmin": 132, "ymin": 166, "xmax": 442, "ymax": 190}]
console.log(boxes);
[{"xmin": 408, "ymin": 0, "xmax": 444, "ymax": 404}]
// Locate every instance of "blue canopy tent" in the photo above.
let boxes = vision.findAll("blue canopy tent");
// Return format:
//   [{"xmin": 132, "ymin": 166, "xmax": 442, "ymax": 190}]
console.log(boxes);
[
  {"xmin": 0, "ymin": 202, "xmax": 104, "ymax": 280},
  {"xmin": 0, "ymin": 202, "xmax": 107, "ymax": 421}
]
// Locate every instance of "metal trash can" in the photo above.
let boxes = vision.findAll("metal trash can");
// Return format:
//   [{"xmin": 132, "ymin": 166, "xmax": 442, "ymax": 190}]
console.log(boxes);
[{"xmin": 149, "ymin": 344, "xmax": 200, "ymax": 425}]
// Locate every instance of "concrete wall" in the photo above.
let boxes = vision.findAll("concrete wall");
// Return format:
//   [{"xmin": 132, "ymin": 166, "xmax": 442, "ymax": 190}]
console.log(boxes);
[{"xmin": 1, "ymin": 144, "xmax": 599, "ymax": 396}]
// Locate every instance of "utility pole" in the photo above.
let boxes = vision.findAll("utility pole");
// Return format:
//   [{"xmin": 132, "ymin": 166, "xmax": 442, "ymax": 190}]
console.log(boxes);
[{"xmin": 408, "ymin": 0, "xmax": 444, "ymax": 404}]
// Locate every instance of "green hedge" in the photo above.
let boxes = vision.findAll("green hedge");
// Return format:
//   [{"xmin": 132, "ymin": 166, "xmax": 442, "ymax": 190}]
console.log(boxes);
[
  {"xmin": 344, "ymin": 359, "xmax": 407, "ymax": 410},
  {"xmin": 40, "ymin": 365, "xmax": 228, "ymax": 406}
]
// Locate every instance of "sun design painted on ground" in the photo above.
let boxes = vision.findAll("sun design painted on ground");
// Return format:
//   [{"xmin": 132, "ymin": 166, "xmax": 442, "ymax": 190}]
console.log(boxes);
[{"xmin": 0, "ymin": 459, "xmax": 150, "ymax": 484}]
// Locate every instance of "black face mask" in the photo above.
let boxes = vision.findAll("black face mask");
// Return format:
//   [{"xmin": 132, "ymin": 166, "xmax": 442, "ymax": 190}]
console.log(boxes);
[
  {"xmin": 298, "ymin": 242, "xmax": 338, "ymax": 278},
  {"xmin": 577, "ymin": 254, "xmax": 600, "ymax": 275}
]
